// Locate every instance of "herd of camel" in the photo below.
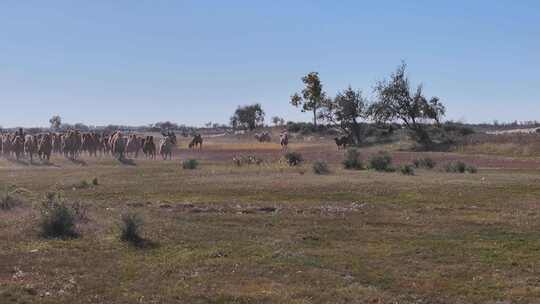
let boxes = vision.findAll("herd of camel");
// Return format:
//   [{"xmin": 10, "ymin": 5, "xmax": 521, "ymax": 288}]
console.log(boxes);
[
  {"xmin": 0, "ymin": 129, "xmax": 204, "ymax": 162},
  {"xmin": 0, "ymin": 127, "xmax": 351, "ymax": 164}
]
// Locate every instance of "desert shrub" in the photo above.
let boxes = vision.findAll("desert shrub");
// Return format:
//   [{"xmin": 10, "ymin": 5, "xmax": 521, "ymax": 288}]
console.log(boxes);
[
  {"xmin": 399, "ymin": 164, "xmax": 415, "ymax": 175},
  {"xmin": 312, "ymin": 160, "xmax": 330, "ymax": 175},
  {"xmin": 71, "ymin": 180, "xmax": 91, "ymax": 190},
  {"xmin": 182, "ymin": 159, "xmax": 199, "ymax": 170},
  {"xmin": 71, "ymin": 201, "xmax": 89, "ymax": 222},
  {"xmin": 413, "ymin": 157, "xmax": 436, "ymax": 169},
  {"xmin": 39, "ymin": 192, "xmax": 77, "ymax": 238},
  {"xmin": 0, "ymin": 186, "xmax": 20, "ymax": 211},
  {"xmin": 466, "ymin": 165, "xmax": 478, "ymax": 173},
  {"xmin": 368, "ymin": 151, "xmax": 394, "ymax": 172},
  {"xmin": 120, "ymin": 213, "xmax": 144, "ymax": 245},
  {"xmin": 443, "ymin": 123, "xmax": 475, "ymax": 136},
  {"xmin": 445, "ymin": 161, "xmax": 466, "ymax": 173},
  {"xmin": 342, "ymin": 148, "xmax": 363, "ymax": 170},
  {"xmin": 233, "ymin": 155, "xmax": 264, "ymax": 166},
  {"xmin": 284, "ymin": 152, "xmax": 303, "ymax": 166},
  {"xmin": 445, "ymin": 161, "xmax": 477, "ymax": 174},
  {"xmin": 79, "ymin": 180, "xmax": 90, "ymax": 188},
  {"xmin": 92, "ymin": 177, "xmax": 99, "ymax": 186}
]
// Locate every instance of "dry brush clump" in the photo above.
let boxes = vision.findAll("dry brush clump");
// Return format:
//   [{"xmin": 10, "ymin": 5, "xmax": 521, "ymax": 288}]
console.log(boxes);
[
  {"xmin": 39, "ymin": 192, "xmax": 79, "ymax": 239},
  {"xmin": 284, "ymin": 152, "xmax": 303, "ymax": 166},
  {"xmin": 232, "ymin": 154, "xmax": 264, "ymax": 166},
  {"xmin": 119, "ymin": 213, "xmax": 145, "ymax": 246},
  {"xmin": 399, "ymin": 164, "xmax": 415, "ymax": 176},
  {"xmin": 182, "ymin": 159, "xmax": 199, "ymax": 170},
  {"xmin": 413, "ymin": 157, "xmax": 436, "ymax": 169},
  {"xmin": 0, "ymin": 186, "xmax": 23, "ymax": 211},
  {"xmin": 312, "ymin": 160, "xmax": 330, "ymax": 175},
  {"xmin": 342, "ymin": 148, "xmax": 363, "ymax": 170},
  {"xmin": 368, "ymin": 151, "xmax": 394, "ymax": 172},
  {"xmin": 444, "ymin": 161, "xmax": 477, "ymax": 174}
]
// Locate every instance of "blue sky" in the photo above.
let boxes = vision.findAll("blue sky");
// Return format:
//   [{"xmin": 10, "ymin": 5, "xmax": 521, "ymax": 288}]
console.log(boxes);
[{"xmin": 0, "ymin": 1, "xmax": 538, "ymax": 127}]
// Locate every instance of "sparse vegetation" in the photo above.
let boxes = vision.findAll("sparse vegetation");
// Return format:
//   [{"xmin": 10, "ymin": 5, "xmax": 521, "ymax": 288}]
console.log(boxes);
[
  {"xmin": 233, "ymin": 154, "xmax": 264, "ymax": 166},
  {"xmin": 92, "ymin": 177, "xmax": 99, "ymax": 186},
  {"xmin": 120, "ymin": 213, "xmax": 144, "ymax": 245},
  {"xmin": 182, "ymin": 159, "xmax": 199, "ymax": 170},
  {"xmin": 284, "ymin": 152, "xmax": 303, "ymax": 166},
  {"xmin": 342, "ymin": 148, "xmax": 363, "ymax": 170},
  {"xmin": 444, "ymin": 161, "xmax": 477, "ymax": 173},
  {"xmin": 399, "ymin": 164, "xmax": 415, "ymax": 175},
  {"xmin": 413, "ymin": 157, "xmax": 436, "ymax": 169},
  {"xmin": 74, "ymin": 180, "xmax": 91, "ymax": 189},
  {"xmin": 368, "ymin": 151, "xmax": 394, "ymax": 172},
  {"xmin": 0, "ymin": 186, "xmax": 20, "ymax": 210},
  {"xmin": 312, "ymin": 160, "xmax": 330, "ymax": 175},
  {"xmin": 39, "ymin": 192, "xmax": 78, "ymax": 239}
]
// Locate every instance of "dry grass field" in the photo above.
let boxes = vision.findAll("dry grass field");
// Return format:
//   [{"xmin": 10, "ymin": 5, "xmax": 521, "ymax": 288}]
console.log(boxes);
[{"xmin": 2, "ymin": 134, "xmax": 540, "ymax": 303}]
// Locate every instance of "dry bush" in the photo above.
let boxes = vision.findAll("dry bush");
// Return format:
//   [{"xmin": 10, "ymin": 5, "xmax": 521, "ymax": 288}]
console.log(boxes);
[
  {"xmin": 182, "ymin": 159, "xmax": 199, "ymax": 170},
  {"xmin": 368, "ymin": 151, "xmax": 394, "ymax": 172},
  {"xmin": 399, "ymin": 164, "xmax": 415, "ymax": 175},
  {"xmin": 284, "ymin": 152, "xmax": 303, "ymax": 166},
  {"xmin": 343, "ymin": 148, "xmax": 363, "ymax": 170},
  {"xmin": 1, "ymin": 186, "xmax": 22, "ymax": 211},
  {"xmin": 120, "ymin": 213, "xmax": 144, "ymax": 246},
  {"xmin": 233, "ymin": 154, "xmax": 264, "ymax": 166},
  {"xmin": 39, "ymin": 192, "xmax": 78, "ymax": 239},
  {"xmin": 312, "ymin": 160, "xmax": 330, "ymax": 175},
  {"xmin": 444, "ymin": 161, "xmax": 477, "ymax": 174},
  {"xmin": 413, "ymin": 157, "xmax": 436, "ymax": 169}
]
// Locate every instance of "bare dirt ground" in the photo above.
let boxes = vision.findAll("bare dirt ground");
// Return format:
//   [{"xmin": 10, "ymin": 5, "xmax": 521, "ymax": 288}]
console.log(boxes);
[{"xmin": 2, "ymin": 134, "xmax": 540, "ymax": 303}]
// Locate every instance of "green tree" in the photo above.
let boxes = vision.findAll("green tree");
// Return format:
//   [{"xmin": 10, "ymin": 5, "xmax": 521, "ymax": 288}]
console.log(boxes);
[
  {"xmin": 49, "ymin": 115, "xmax": 62, "ymax": 130},
  {"xmin": 230, "ymin": 103, "xmax": 265, "ymax": 130},
  {"xmin": 271, "ymin": 116, "xmax": 285, "ymax": 127},
  {"xmin": 290, "ymin": 72, "xmax": 327, "ymax": 127},
  {"xmin": 321, "ymin": 86, "xmax": 368, "ymax": 144},
  {"xmin": 369, "ymin": 62, "xmax": 445, "ymax": 146}
]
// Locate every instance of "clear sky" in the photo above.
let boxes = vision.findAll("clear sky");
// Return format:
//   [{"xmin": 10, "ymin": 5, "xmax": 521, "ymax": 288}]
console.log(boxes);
[{"xmin": 0, "ymin": 1, "xmax": 538, "ymax": 127}]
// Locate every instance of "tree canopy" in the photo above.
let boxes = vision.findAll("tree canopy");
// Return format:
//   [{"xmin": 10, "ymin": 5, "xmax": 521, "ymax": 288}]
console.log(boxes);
[
  {"xmin": 230, "ymin": 103, "xmax": 265, "ymax": 130},
  {"xmin": 321, "ymin": 86, "xmax": 368, "ymax": 144},
  {"xmin": 369, "ymin": 62, "xmax": 445, "ymax": 145},
  {"xmin": 290, "ymin": 72, "xmax": 328, "ymax": 127}
]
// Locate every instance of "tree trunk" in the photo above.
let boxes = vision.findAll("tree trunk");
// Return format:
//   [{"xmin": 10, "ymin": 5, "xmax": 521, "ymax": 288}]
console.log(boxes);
[
  {"xmin": 313, "ymin": 108, "xmax": 317, "ymax": 127},
  {"xmin": 351, "ymin": 121, "xmax": 362, "ymax": 145}
]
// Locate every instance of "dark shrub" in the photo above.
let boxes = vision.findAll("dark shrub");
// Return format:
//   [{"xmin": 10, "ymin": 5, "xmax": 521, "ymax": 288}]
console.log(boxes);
[
  {"xmin": 443, "ymin": 123, "xmax": 475, "ymax": 136},
  {"xmin": 399, "ymin": 164, "xmax": 415, "ymax": 175},
  {"xmin": 71, "ymin": 201, "xmax": 89, "ymax": 222},
  {"xmin": 312, "ymin": 160, "xmax": 330, "ymax": 175},
  {"xmin": 72, "ymin": 180, "xmax": 90, "ymax": 190},
  {"xmin": 120, "ymin": 213, "xmax": 144, "ymax": 245},
  {"xmin": 466, "ymin": 165, "xmax": 478, "ymax": 173},
  {"xmin": 445, "ymin": 161, "xmax": 466, "ymax": 173},
  {"xmin": 284, "ymin": 152, "xmax": 303, "ymax": 166},
  {"xmin": 233, "ymin": 155, "xmax": 264, "ymax": 166},
  {"xmin": 0, "ymin": 187, "xmax": 20, "ymax": 211},
  {"xmin": 368, "ymin": 151, "xmax": 394, "ymax": 172},
  {"xmin": 413, "ymin": 157, "xmax": 436, "ymax": 169},
  {"xmin": 40, "ymin": 192, "xmax": 77, "ymax": 239},
  {"xmin": 182, "ymin": 159, "xmax": 199, "ymax": 170},
  {"xmin": 342, "ymin": 148, "xmax": 363, "ymax": 170},
  {"xmin": 445, "ymin": 161, "xmax": 477, "ymax": 174},
  {"xmin": 92, "ymin": 177, "xmax": 99, "ymax": 186}
]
